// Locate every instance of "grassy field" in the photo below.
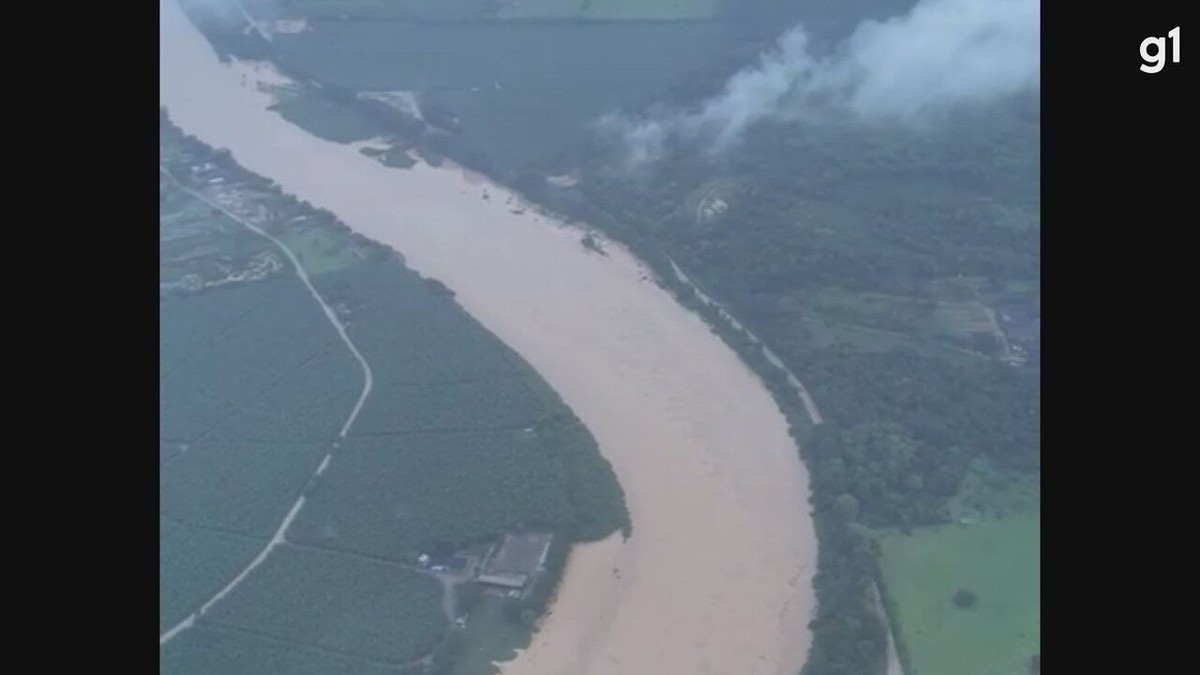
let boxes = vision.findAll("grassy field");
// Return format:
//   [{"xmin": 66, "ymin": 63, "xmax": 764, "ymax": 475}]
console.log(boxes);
[
  {"xmin": 879, "ymin": 516, "xmax": 1040, "ymax": 675},
  {"xmin": 276, "ymin": 225, "xmax": 367, "ymax": 275},
  {"xmin": 781, "ymin": 288, "xmax": 1003, "ymax": 355}
]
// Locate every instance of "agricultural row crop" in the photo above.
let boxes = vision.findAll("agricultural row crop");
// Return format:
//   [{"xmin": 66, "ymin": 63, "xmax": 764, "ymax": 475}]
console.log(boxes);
[
  {"xmin": 289, "ymin": 431, "xmax": 574, "ymax": 558},
  {"xmin": 160, "ymin": 624, "xmax": 417, "ymax": 675},
  {"xmin": 350, "ymin": 379, "xmax": 546, "ymax": 436},
  {"xmin": 160, "ymin": 517, "xmax": 265, "ymax": 631},
  {"xmin": 200, "ymin": 544, "xmax": 447, "ymax": 663},
  {"xmin": 161, "ymin": 441, "xmax": 328, "ymax": 538}
]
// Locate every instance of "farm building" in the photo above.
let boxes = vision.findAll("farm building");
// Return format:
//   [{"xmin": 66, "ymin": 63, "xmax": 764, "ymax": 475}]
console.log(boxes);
[
  {"xmin": 416, "ymin": 552, "xmax": 474, "ymax": 573},
  {"xmin": 470, "ymin": 532, "xmax": 555, "ymax": 593},
  {"xmin": 485, "ymin": 532, "xmax": 553, "ymax": 577},
  {"xmin": 428, "ymin": 554, "xmax": 471, "ymax": 573},
  {"xmin": 477, "ymin": 572, "xmax": 528, "ymax": 590}
]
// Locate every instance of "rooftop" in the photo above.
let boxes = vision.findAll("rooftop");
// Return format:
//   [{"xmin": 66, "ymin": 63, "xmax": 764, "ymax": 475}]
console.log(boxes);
[
  {"xmin": 485, "ymin": 532, "xmax": 553, "ymax": 577},
  {"xmin": 477, "ymin": 573, "xmax": 528, "ymax": 589}
]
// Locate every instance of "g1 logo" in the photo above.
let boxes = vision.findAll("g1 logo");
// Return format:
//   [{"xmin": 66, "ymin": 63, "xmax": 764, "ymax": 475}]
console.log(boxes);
[{"xmin": 1141, "ymin": 27, "xmax": 1181, "ymax": 73}]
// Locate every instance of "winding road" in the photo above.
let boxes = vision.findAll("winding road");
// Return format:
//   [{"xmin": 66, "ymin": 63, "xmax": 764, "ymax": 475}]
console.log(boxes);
[{"xmin": 158, "ymin": 167, "xmax": 373, "ymax": 645}]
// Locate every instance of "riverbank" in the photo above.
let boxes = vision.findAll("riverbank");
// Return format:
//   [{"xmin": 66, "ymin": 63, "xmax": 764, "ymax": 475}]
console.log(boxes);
[{"xmin": 160, "ymin": 2, "xmax": 816, "ymax": 672}]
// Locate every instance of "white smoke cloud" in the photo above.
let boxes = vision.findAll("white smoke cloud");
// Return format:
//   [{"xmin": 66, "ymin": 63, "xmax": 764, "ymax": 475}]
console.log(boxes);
[
  {"xmin": 606, "ymin": 0, "xmax": 1040, "ymax": 166},
  {"xmin": 161, "ymin": 0, "xmax": 277, "ymax": 34}
]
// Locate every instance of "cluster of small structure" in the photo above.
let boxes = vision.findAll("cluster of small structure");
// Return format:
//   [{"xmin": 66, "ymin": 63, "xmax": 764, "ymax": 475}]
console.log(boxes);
[
  {"xmin": 160, "ymin": 157, "xmax": 288, "ymax": 296},
  {"xmin": 997, "ymin": 306, "xmax": 1039, "ymax": 367},
  {"xmin": 417, "ymin": 531, "xmax": 554, "ymax": 599}
]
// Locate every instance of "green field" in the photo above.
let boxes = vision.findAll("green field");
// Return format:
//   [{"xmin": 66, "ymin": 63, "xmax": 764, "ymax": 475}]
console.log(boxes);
[
  {"xmin": 784, "ymin": 288, "xmax": 1005, "ymax": 358},
  {"xmin": 276, "ymin": 225, "xmax": 368, "ymax": 275},
  {"xmin": 879, "ymin": 517, "xmax": 1040, "ymax": 675}
]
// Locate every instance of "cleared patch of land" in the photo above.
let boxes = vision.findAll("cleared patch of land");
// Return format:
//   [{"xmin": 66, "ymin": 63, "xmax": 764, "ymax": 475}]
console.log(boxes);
[
  {"xmin": 276, "ymin": 225, "xmax": 367, "ymax": 275},
  {"xmin": 879, "ymin": 517, "xmax": 1040, "ymax": 675}
]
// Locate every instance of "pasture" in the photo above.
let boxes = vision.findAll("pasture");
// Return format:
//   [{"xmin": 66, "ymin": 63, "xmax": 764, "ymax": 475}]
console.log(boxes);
[{"xmin": 879, "ymin": 516, "xmax": 1040, "ymax": 675}]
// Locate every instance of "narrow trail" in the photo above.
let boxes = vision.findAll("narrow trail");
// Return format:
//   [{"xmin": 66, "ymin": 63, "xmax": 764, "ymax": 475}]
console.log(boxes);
[{"xmin": 159, "ymin": 166, "xmax": 374, "ymax": 645}]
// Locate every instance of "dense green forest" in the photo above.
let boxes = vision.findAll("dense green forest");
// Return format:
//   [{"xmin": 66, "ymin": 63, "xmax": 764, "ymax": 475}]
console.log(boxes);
[
  {"xmin": 560, "ymin": 101, "xmax": 1040, "ymax": 675},
  {"xmin": 178, "ymin": 1, "xmax": 1039, "ymax": 673}
]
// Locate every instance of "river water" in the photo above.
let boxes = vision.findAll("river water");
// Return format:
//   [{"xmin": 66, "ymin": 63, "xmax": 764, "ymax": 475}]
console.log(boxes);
[{"xmin": 160, "ymin": 3, "xmax": 816, "ymax": 673}]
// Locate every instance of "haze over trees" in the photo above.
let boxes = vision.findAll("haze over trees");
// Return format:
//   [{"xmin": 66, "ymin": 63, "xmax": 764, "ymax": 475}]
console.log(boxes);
[{"xmin": 171, "ymin": 1, "xmax": 1040, "ymax": 673}]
